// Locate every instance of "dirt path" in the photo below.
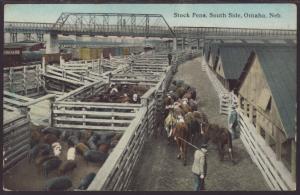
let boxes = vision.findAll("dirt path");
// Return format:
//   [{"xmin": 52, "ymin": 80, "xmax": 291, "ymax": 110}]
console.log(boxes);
[{"xmin": 128, "ymin": 57, "xmax": 269, "ymax": 191}]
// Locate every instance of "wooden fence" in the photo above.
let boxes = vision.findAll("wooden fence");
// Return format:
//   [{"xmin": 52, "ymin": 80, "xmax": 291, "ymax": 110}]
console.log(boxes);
[
  {"xmin": 52, "ymin": 101, "xmax": 141, "ymax": 131},
  {"xmin": 3, "ymin": 64, "xmax": 45, "ymax": 97},
  {"xmin": 87, "ymin": 71, "xmax": 166, "ymax": 191},
  {"xmin": 238, "ymin": 111, "xmax": 296, "ymax": 190},
  {"xmin": 50, "ymin": 51, "xmax": 177, "ymax": 190},
  {"xmin": 3, "ymin": 106, "xmax": 30, "ymax": 172},
  {"xmin": 60, "ymin": 56, "xmax": 130, "ymax": 74},
  {"xmin": 204, "ymin": 59, "xmax": 235, "ymax": 114}
]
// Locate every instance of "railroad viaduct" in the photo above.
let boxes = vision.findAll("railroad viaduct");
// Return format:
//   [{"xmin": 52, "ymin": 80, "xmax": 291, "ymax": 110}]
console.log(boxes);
[{"xmin": 4, "ymin": 12, "xmax": 296, "ymax": 53}]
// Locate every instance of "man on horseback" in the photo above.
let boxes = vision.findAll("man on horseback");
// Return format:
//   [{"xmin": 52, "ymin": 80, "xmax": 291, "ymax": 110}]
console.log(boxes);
[{"xmin": 192, "ymin": 144, "xmax": 208, "ymax": 191}]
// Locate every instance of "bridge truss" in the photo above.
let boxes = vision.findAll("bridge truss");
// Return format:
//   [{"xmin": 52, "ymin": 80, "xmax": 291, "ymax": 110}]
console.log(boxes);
[{"xmin": 4, "ymin": 13, "xmax": 297, "ymax": 40}]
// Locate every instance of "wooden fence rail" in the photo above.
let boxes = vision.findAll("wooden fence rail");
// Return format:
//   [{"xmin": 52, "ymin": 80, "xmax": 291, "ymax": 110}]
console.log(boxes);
[
  {"xmin": 3, "ymin": 109, "xmax": 30, "ymax": 172},
  {"xmin": 238, "ymin": 111, "xmax": 296, "ymax": 190}
]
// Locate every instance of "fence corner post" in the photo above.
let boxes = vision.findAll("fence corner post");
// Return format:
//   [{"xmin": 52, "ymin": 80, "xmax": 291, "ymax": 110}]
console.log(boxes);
[{"xmin": 49, "ymin": 96, "xmax": 56, "ymax": 127}]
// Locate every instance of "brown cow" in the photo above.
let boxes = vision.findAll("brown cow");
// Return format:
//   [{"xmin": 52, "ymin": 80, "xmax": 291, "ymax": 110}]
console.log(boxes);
[
  {"xmin": 42, "ymin": 134, "xmax": 58, "ymax": 145},
  {"xmin": 204, "ymin": 124, "xmax": 235, "ymax": 164},
  {"xmin": 98, "ymin": 144, "xmax": 110, "ymax": 154},
  {"xmin": 59, "ymin": 161, "xmax": 77, "ymax": 175},
  {"xmin": 75, "ymin": 143, "xmax": 89, "ymax": 155}
]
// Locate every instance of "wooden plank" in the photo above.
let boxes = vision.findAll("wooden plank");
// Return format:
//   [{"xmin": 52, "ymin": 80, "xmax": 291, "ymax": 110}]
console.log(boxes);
[
  {"xmin": 42, "ymin": 73, "xmax": 84, "ymax": 85},
  {"xmin": 54, "ymin": 117, "xmax": 132, "ymax": 124},
  {"xmin": 4, "ymin": 91, "xmax": 33, "ymax": 102},
  {"xmin": 3, "ymin": 104, "xmax": 20, "ymax": 112},
  {"xmin": 56, "ymin": 80, "xmax": 104, "ymax": 101},
  {"xmin": 25, "ymin": 94, "xmax": 56, "ymax": 106},
  {"xmin": 54, "ymin": 101, "xmax": 141, "ymax": 109},
  {"xmin": 3, "ymin": 98, "xmax": 26, "ymax": 107},
  {"xmin": 3, "ymin": 150, "xmax": 29, "ymax": 171},
  {"xmin": 54, "ymin": 124, "xmax": 127, "ymax": 131},
  {"xmin": 53, "ymin": 109, "xmax": 136, "ymax": 117},
  {"xmin": 4, "ymin": 120, "xmax": 29, "ymax": 136}
]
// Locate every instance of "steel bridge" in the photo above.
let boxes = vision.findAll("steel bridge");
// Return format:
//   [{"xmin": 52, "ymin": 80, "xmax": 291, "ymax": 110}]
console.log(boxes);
[{"xmin": 4, "ymin": 12, "xmax": 297, "ymax": 41}]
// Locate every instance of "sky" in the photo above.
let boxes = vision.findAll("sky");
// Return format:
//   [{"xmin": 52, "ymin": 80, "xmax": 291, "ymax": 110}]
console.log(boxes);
[{"xmin": 4, "ymin": 4, "xmax": 297, "ymax": 30}]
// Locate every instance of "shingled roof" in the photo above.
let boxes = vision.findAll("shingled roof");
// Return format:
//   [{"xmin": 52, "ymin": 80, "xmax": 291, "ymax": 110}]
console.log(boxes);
[{"xmin": 254, "ymin": 46, "xmax": 297, "ymax": 139}]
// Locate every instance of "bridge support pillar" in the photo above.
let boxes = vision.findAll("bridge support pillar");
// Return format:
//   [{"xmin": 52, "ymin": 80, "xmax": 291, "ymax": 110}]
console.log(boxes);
[
  {"xmin": 46, "ymin": 33, "xmax": 60, "ymax": 54},
  {"xmin": 10, "ymin": 33, "xmax": 18, "ymax": 43},
  {"xmin": 24, "ymin": 33, "xmax": 31, "ymax": 41},
  {"xmin": 37, "ymin": 33, "xmax": 44, "ymax": 42},
  {"xmin": 173, "ymin": 38, "xmax": 177, "ymax": 51}
]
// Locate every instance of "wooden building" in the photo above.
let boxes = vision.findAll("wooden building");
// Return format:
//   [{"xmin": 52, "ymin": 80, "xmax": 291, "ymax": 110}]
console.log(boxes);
[
  {"xmin": 206, "ymin": 42, "xmax": 220, "ymax": 70},
  {"xmin": 236, "ymin": 45, "xmax": 296, "ymax": 181},
  {"xmin": 3, "ymin": 45, "xmax": 23, "ymax": 67},
  {"xmin": 213, "ymin": 44, "xmax": 253, "ymax": 91}
]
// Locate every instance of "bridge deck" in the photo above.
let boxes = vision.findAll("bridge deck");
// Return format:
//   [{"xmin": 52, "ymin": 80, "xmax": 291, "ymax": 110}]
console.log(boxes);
[{"xmin": 128, "ymin": 57, "xmax": 270, "ymax": 191}]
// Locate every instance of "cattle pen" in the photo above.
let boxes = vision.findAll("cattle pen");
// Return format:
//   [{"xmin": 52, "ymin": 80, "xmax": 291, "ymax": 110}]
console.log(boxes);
[{"xmin": 3, "ymin": 50, "xmax": 201, "ymax": 191}]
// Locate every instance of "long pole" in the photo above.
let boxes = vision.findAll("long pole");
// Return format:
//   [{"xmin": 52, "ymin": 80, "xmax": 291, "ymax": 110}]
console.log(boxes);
[{"xmin": 177, "ymin": 136, "xmax": 201, "ymax": 150}]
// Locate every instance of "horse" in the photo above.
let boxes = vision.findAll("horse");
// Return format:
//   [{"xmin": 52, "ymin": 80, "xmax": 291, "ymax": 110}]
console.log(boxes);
[
  {"xmin": 169, "ymin": 115, "xmax": 190, "ymax": 166},
  {"xmin": 203, "ymin": 124, "xmax": 235, "ymax": 164},
  {"xmin": 184, "ymin": 112, "xmax": 199, "ymax": 144},
  {"xmin": 193, "ymin": 111, "xmax": 209, "ymax": 133},
  {"xmin": 188, "ymin": 99, "xmax": 198, "ymax": 111},
  {"xmin": 179, "ymin": 99, "xmax": 193, "ymax": 114},
  {"xmin": 164, "ymin": 110, "xmax": 177, "ymax": 141}
]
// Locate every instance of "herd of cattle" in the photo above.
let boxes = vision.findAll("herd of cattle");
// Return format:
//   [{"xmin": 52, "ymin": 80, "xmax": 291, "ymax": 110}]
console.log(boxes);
[
  {"xmin": 28, "ymin": 126, "xmax": 122, "ymax": 190},
  {"xmin": 84, "ymin": 83, "xmax": 149, "ymax": 104},
  {"xmin": 163, "ymin": 80, "xmax": 235, "ymax": 166},
  {"xmin": 21, "ymin": 79, "xmax": 234, "ymax": 190}
]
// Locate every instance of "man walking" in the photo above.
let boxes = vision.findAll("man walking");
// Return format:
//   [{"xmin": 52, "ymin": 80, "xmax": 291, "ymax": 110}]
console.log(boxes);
[
  {"xmin": 192, "ymin": 144, "xmax": 208, "ymax": 191},
  {"xmin": 228, "ymin": 105, "xmax": 239, "ymax": 139}
]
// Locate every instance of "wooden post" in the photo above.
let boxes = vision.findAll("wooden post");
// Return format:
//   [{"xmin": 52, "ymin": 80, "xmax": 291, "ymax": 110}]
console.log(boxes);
[
  {"xmin": 275, "ymin": 128, "xmax": 282, "ymax": 161},
  {"xmin": 249, "ymin": 103, "xmax": 254, "ymax": 124},
  {"xmin": 9, "ymin": 68, "xmax": 13, "ymax": 92},
  {"xmin": 23, "ymin": 66, "xmax": 27, "ymax": 96},
  {"xmin": 291, "ymin": 139, "xmax": 296, "ymax": 182},
  {"xmin": 82, "ymin": 107, "xmax": 86, "ymax": 127},
  {"xmin": 42, "ymin": 56, "xmax": 46, "ymax": 74},
  {"xmin": 60, "ymin": 55, "xmax": 64, "ymax": 68},
  {"xmin": 36, "ymin": 65, "xmax": 40, "ymax": 95},
  {"xmin": 49, "ymin": 96, "xmax": 55, "ymax": 127},
  {"xmin": 265, "ymin": 133, "xmax": 271, "ymax": 146}
]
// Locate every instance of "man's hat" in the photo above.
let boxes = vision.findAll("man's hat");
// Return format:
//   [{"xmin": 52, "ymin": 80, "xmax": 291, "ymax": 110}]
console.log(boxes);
[{"xmin": 200, "ymin": 144, "xmax": 208, "ymax": 149}]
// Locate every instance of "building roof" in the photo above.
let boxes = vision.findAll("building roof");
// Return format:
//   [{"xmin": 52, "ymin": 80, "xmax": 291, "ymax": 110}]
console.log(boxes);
[
  {"xmin": 210, "ymin": 42, "xmax": 220, "ymax": 64},
  {"xmin": 4, "ymin": 44, "xmax": 23, "ymax": 49},
  {"xmin": 218, "ymin": 44, "xmax": 253, "ymax": 79},
  {"xmin": 254, "ymin": 46, "xmax": 296, "ymax": 139},
  {"xmin": 4, "ymin": 41, "xmax": 43, "ymax": 49}
]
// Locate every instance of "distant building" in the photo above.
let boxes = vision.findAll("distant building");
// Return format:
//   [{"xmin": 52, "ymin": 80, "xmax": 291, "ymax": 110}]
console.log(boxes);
[
  {"xmin": 3, "ymin": 45, "xmax": 23, "ymax": 67},
  {"xmin": 4, "ymin": 41, "xmax": 45, "ymax": 67}
]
